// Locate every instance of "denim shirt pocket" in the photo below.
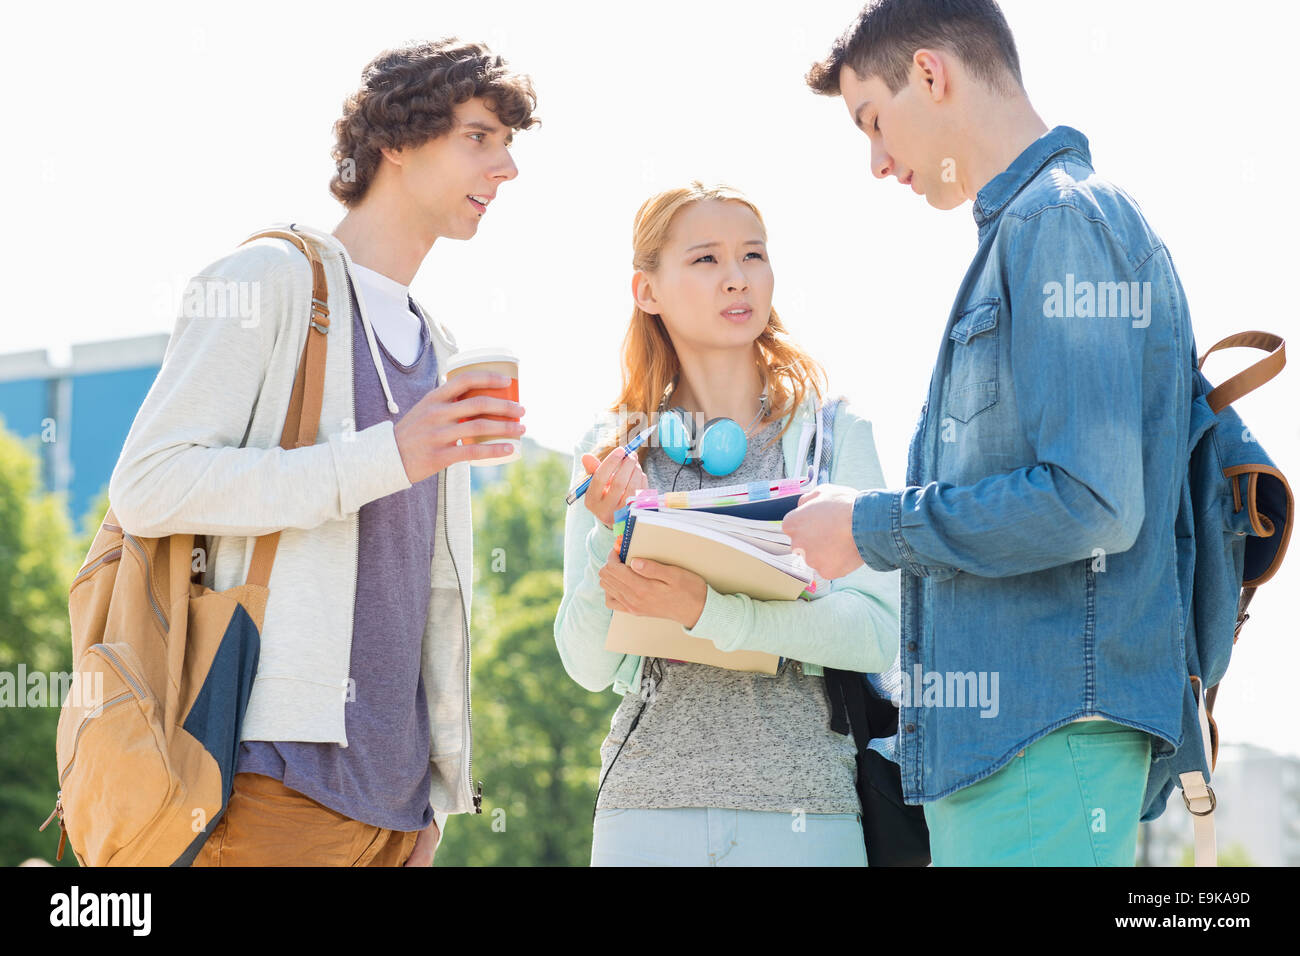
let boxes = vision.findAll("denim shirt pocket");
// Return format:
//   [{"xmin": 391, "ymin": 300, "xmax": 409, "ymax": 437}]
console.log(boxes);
[{"xmin": 945, "ymin": 298, "xmax": 1000, "ymax": 423}]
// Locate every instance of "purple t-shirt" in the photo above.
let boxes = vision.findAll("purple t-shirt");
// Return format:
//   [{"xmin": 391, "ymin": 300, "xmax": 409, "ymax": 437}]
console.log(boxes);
[{"xmin": 237, "ymin": 276, "xmax": 438, "ymax": 831}]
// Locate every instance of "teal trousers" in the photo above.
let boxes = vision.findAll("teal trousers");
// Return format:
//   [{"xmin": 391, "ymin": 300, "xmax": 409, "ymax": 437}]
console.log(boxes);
[{"xmin": 923, "ymin": 719, "xmax": 1151, "ymax": 866}]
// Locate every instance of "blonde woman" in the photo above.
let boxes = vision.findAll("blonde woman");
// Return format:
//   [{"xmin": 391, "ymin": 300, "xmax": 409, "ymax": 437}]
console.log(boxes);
[{"xmin": 553, "ymin": 182, "xmax": 901, "ymax": 866}]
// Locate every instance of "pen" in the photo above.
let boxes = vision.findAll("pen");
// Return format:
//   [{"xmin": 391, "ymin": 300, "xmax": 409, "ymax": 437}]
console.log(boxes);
[{"xmin": 565, "ymin": 426, "xmax": 655, "ymax": 506}]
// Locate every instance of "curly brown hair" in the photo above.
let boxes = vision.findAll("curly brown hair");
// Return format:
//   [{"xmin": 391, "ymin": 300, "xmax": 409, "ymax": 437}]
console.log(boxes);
[{"xmin": 330, "ymin": 38, "xmax": 540, "ymax": 207}]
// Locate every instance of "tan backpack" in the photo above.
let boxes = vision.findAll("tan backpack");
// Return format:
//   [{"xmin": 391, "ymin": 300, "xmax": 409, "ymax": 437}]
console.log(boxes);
[{"xmin": 41, "ymin": 226, "xmax": 330, "ymax": 865}]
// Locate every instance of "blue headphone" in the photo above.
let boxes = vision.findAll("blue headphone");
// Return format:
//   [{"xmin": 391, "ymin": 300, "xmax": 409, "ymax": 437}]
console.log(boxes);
[{"xmin": 657, "ymin": 384, "xmax": 770, "ymax": 477}]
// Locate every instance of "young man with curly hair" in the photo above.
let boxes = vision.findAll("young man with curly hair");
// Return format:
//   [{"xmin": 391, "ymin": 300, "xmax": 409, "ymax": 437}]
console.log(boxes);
[
  {"xmin": 109, "ymin": 38, "xmax": 538, "ymax": 866},
  {"xmin": 785, "ymin": 0, "xmax": 1196, "ymax": 866}
]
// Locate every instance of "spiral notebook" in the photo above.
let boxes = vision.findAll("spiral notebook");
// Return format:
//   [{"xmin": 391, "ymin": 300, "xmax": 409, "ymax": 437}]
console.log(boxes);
[{"xmin": 603, "ymin": 476, "xmax": 816, "ymax": 674}]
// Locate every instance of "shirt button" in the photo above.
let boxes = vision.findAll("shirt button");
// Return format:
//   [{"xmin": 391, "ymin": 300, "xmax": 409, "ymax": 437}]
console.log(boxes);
[{"xmin": 905, "ymin": 723, "xmax": 916, "ymax": 733}]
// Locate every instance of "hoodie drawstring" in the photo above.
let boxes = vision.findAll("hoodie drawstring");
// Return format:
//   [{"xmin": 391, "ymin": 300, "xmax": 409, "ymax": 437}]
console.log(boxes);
[
  {"xmin": 279, "ymin": 222, "xmax": 452, "ymax": 420},
  {"xmin": 338, "ymin": 246, "xmax": 401, "ymax": 415}
]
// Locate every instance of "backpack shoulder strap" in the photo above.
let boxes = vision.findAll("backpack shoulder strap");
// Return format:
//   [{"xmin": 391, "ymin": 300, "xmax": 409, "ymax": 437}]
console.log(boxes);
[
  {"xmin": 1198, "ymin": 331, "xmax": 1285, "ymax": 414},
  {"xmin": 238, "ymin": 225, "xmax": 331, "ymax": 589},
  {"xmin": 803, "ymin": 394, "xmax": 845, "ymax": 484},
  {"xmin": 1180, "ymin": 675, "xmax": 1219, "ymax": 867}
]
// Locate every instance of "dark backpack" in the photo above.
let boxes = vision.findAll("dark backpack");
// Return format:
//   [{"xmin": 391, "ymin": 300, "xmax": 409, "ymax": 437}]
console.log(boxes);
[
  {"xmin": 1140, "ymin": 331, "xmax": 1293, "ymax": 866},
  {"xmin": 823, "ymin": 667, "xmax": 931, "ymax": 866},
  {"xmin": 810, "ymin": 397, "xmax": 931, "ymax": 866}
]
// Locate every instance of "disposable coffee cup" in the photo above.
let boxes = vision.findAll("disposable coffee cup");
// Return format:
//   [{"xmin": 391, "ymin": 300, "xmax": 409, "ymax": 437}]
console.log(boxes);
[{"xmin": 444, "ymin": 347, "xmax": 521, "ymax": 466}]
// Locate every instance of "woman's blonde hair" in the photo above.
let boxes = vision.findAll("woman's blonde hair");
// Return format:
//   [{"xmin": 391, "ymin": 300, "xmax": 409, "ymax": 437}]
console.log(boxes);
[{"xmin": 593, "ymin": 181, "xmax": 827, "ymax": 461}]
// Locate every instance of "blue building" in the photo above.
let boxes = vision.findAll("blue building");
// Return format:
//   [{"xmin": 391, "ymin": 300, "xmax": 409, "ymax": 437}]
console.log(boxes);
[{"xmin": 0, "ymin": 335, "xmax": 169, "ymax": 524}]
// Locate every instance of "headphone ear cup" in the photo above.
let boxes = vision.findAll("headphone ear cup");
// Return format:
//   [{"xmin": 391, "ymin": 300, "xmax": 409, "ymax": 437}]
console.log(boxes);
[
  {"xmin": 698, "ymin": 417, "xmax": 748, "ymax": 477},
  {"xmin": 658, "ymin": 407, "xmax": 694, "ymax": 465}
]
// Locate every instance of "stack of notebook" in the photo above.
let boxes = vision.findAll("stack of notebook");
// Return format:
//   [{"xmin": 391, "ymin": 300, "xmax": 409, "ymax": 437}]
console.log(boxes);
[{"xmin": 604, "ymin": 476, "xmax": 817, "ymax": 674}]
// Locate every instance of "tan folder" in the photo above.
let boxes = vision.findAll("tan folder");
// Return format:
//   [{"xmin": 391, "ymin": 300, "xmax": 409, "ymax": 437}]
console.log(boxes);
[{"xmin": 604, "ymin": 518, "xmax": 809, "ymax": 674}]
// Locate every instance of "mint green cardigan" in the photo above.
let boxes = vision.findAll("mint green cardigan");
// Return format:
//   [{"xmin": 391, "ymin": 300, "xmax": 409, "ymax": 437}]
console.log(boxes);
[{"xmin": 553, "ymin": 396, "xmax": 902, "ymax": 697}]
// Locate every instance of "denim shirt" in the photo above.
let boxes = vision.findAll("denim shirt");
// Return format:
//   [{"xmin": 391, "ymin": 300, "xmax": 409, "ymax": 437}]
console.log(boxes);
[{"xmin": 852, "ymin": 126, "xmax": 1194, "ymax": 803}]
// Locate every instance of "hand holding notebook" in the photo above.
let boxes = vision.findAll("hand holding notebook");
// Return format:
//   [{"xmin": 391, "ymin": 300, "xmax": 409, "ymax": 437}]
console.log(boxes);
[{"xmin": 603, "ymin": 475, "xmax": 820, "ymax": 674}]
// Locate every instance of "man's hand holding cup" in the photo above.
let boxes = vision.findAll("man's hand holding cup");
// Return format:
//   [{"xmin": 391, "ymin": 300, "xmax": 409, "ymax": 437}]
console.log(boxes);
[{"xmin": 393, "ymin": 371, "xmax": 526, "ymax": 483}]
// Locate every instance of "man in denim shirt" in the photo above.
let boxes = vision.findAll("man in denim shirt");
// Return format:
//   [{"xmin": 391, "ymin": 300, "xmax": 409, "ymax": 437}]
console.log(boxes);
[{"xmin": 786, "ymin": 0, "xmax": 1193, "ymax": 865}]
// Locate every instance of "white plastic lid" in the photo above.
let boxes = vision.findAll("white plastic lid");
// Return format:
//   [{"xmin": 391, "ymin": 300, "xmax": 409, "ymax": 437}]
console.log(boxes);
[{"xmin": 445, "ymin": 347, "xmax": 520, "ymax": 373}]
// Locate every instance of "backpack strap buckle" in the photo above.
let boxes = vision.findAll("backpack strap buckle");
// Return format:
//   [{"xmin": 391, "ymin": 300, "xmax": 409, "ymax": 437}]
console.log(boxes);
[
  {"xmin": 1182, "ymin": 784, "xmax": 1217, "ymax": 816},
  {"xmin": 310, "ymin": 297, "xmax": 330, "ymax": 333}
]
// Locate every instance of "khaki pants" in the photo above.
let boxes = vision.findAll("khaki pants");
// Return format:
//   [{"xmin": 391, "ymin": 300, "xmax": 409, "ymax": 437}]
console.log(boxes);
[{"xmin": 192, "ymin": 772, "xmax": 420, "ymax": 867}]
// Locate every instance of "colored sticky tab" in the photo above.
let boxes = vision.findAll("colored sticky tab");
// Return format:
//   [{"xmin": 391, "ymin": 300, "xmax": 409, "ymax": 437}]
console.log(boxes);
[
  {"xmin": 634, "ymin": 488, "xmax": 660, "ymax": 504},
  {"xmin": 663, "ymin": 491, "xmax": 691, "ymax": 509},
  {"xmin": 778, "ymin": 479, "xmax": 801, "ymax": 495},
  {"xmin": 613, "ymin": 505, "xmax": 630, "ymax": 523},
  {"xmin": 747, "ymin": 481, "xmax": 771, "ymax": 501}
]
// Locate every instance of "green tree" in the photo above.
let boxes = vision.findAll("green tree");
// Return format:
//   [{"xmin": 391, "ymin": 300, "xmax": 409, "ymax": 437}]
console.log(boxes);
[
  {"xmin": 471, "ymin": 452, "xmax": 569, "ymax": 599},
  {"xmin": 0, "ymin": 425, "xmax": 81, "ymax": 866},
  {"xmin": 435, "ymin": 452, "xmax": 617, "ymax": 866}
]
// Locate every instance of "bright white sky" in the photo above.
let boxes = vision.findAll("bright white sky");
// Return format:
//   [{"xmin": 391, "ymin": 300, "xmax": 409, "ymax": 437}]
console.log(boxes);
[{"xmin": 3, "ymin": 0, "xmax": 1297, "ymax": 758}]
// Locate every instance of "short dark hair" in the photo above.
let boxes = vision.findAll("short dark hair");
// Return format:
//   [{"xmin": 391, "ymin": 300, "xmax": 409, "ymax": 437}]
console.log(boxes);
[
  {"xmin": 807, "ymin": 0, "xmax": 1023, "ymax": 98},
  {"xmin": 330, "ymin": 38, "xmax": 540, "ymax": 208}
]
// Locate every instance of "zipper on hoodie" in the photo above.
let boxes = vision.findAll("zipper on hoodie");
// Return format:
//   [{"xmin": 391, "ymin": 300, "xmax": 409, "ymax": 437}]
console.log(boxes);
[
  {"xmin": 342, "ymin": 262, "xmax": 358, "ymax": 750},
  {"xmin": 404, "ymin": 281, "xmax": 479, "ymax": 814},
  {"xmin": 442, "ymin": 468, "xmax": 481, "ymax": 813}
]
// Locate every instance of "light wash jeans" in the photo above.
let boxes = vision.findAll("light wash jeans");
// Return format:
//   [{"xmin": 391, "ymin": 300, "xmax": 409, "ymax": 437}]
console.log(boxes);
[{"xmin": 590, "ymin": 807, "xmax": 866, "ymax": 866}]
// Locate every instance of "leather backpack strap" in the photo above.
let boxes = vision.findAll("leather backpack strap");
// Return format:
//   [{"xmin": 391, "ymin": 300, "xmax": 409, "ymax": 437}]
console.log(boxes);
[
  {"xmin": 1198, "ymin": 331, "xmax": 1286, "ymax": 414},
  {"xmin": 168, "ymin": 532, "xmax": 197, "ymax": 617},
  {"xmin": 238, "ymin": 226, "xmax": 331, "ymax": 589}
]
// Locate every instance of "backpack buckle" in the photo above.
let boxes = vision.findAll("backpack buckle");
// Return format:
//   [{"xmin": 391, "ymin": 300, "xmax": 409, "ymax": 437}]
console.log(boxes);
[
  {"xmin": 310, "ymin": 297, "xmax": 330, "ymax": 334},
  {"xmin": 1182, "ymin": 785, "xmax": 1216, "ymax": 816}
]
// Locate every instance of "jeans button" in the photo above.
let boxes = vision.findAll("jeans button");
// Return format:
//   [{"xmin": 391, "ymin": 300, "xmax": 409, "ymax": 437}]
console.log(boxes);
[
  {"xmin": 905, "ymin": 723, "xmax": 916, "ymax": 733},
  {"xmin": 906, "ymin": 641, "xmax": 917, "ymax": 652}
]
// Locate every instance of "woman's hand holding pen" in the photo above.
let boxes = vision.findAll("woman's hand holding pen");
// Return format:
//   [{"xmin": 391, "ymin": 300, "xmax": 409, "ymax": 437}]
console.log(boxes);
[
  {"xmin": 599, "ymin": 546, "xmax": 708, "ymax": 630},
  {"xmin": 582, "ymin": 445, "xmax": 706, "ymax": 627},
  {"xmin": 581, "ymin": 446, "xmax": 648, "ymax": 530}
]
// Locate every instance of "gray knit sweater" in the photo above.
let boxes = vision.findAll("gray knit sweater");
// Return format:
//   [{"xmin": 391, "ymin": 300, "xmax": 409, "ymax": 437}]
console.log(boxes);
[{"xmin": 594, "ymin": 419, "xmax": 861, "ymax": 813}]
